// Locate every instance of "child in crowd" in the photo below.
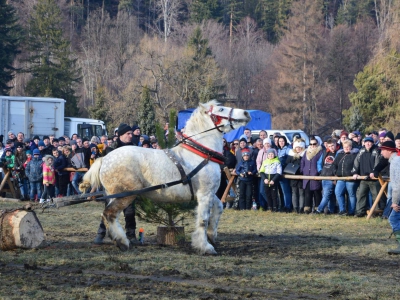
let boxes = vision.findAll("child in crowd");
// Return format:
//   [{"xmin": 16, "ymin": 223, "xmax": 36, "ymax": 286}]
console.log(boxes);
[
  {"xmin": 259, "ymin": 149, "xmax": 282, "ymax": 212},
  {"xmin": 235, "ymin": 149, "xmax": 257, "ymax": 210},
  {"xmin": 2, "ymin": 148, "xmax": 15, "ymax": 169},
  {"xmin": 40, "ymin": 155, "xmax": 55, "ymax": 203},
  {"xmin": 25, "ymin": 149, "xmax": 43, "ymax": 201}
]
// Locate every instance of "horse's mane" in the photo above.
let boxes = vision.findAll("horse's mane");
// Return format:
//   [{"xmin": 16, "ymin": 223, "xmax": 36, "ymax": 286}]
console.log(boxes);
[{"xmin": 184, "ymin": 100, "xmax": 220, "ymax": 133}]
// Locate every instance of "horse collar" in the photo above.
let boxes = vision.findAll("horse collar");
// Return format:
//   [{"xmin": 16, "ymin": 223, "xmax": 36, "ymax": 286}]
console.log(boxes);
[
  {"xmin": 207, "ymin": 105, "xmax": 235, "ymax": 132},
  {"xmin": 181, "ymin": 134, "xmax": 225, "ymax": 165}
]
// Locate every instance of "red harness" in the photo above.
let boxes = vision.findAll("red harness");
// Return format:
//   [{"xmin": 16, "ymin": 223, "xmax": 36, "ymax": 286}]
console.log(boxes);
[
  {"xmin": 181, "ymin": 134, "xmax": 225, "ymax": 165},
  {"xmin": 207, "ymin": 105, "xmax": 235, "ymax": 132}
]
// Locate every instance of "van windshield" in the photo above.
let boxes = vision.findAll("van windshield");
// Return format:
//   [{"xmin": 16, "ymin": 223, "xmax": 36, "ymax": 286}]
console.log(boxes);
[{"xmin": 78, "ymin": 124, "xmax": 103, "ymax": 139}]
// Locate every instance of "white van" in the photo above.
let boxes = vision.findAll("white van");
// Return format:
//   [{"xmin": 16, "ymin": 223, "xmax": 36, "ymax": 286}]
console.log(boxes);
[
  {"xmin": 64, "ymin": 117, "xmax": 107, "ymax": 139},
  {"xmin": 251, "ymin": 130, "xmax": 309, "ymax": 145}
]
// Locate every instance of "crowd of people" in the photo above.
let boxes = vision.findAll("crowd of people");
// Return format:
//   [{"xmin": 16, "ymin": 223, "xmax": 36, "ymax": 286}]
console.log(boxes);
[{"xmin": 221, "ymin": 128, "xmax": 400, "ymax": 218}]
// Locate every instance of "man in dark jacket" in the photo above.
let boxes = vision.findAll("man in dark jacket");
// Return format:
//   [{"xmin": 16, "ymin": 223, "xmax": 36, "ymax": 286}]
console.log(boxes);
[
  {"xmin": 351, "ymin": 136, "xmax": 382, "ymax": 217},
  {"xmin": 131, "ymin": 125, "xmax": 141, "ymax": 146},
  {"xmin": 94, "ymin": 123, "xmax": 138, "ymax": 246}
]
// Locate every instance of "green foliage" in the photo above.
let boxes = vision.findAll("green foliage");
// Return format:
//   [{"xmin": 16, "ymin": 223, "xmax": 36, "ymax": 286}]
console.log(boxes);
[
  {"xmin": 136, "ymin": 196, "xmax": 196, "ymax": 228},
  {"xmin": 336, "ymin": 0, "xmax": 374, "ymax": 25},
  {"xmin": 190, "ymin": 0, "xmax": 223, "ymax": 23},
  {"xmin": 89, "ymin": 85, "xmax": 109, "ymax": 121},
  {"xmin": 24, "ymin": 0, "xmax": 80, "ymax": 116},
  {"xmin": 256, "ymin": 0, "xmax": 291, "ymax": 44},
  {"xmin": 0, "ymin": 0, "xmax": 23, "ymax": 95},
  {"xmin": 343, "ymin": 105, "xmax": 365, "ymax": 133},
  {"xmin": 137, "ymin": 85, "xmax": 156, "ymax": 136},
  {"xmin": 344, "ymin": 50, "xmax": 400, "ymax": 132},
  {"xmin": 155, "ymin": 109, "xmax": 177, "ymax": 149}
]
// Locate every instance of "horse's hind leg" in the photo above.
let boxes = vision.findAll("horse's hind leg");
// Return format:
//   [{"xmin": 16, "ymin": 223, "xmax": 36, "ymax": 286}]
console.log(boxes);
[
  {"xmin": 192, "ymin": 194, "xmax": 217, "ymax": 255},
  {"xmin": 103, "ymin": 196, "xmax": 135, "ymax": 251},
  {"xmin": 207, "ymin": 195, "xmax": 223, "ymax": 246}
]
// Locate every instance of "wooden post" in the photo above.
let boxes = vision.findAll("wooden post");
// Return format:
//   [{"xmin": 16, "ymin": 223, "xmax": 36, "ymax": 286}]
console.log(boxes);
[
  {"xmin": 366, "ymin": 181, "xmax": 388, "ymax": 220},
  {"xmin": 221, "ymin": 168, "xmax": 237, "ymax": 203},
  {"xmin": 0, "ymin": 168, "xmax": 21, "ymax": 199}
]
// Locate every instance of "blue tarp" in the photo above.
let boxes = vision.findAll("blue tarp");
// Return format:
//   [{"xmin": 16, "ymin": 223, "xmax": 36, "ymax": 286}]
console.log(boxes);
[{"xmin": 177, "ymin": 109, "xmax": 271, "ymax": 142}]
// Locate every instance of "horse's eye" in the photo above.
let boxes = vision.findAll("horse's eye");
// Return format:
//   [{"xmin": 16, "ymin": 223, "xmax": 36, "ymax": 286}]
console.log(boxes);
[{"xmin": 219, "ymin": 108, "xmax": 224, "ymax": 112}]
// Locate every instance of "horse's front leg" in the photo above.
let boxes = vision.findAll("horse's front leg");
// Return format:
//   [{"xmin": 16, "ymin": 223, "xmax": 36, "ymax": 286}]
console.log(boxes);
[
  {"xmin": 103, "ymin": 197, "xmax": 134, "ymax": 251},
  {"xmin": 207, "ymin": 195, "xmax": 223, "ymax": 246},
  {"xmin": 192, "ymin": 194, "xmax": 217, "ymax": 255}
]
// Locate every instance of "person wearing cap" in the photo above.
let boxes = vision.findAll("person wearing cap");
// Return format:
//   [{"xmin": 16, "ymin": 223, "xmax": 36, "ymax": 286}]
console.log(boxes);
[
  {"xmin": 338, "ymin": 131, "xmax": 348, "ymax": 149},
  {"xmin": 256, "ymin": 137, "xmax": 273, "ymax": 210},
  {"xmin": 300, "ymin": 135, "xmax": 324, "ymax": 214},
  {"xmin": 285, "ymin": 139, "xmax": 306, "ymax": 213},
  {"xmin": 259, "ymin": 148, "xmax": 281, "ymax": 212},
  {"xmin": 25, "ymin": 148, "xmax": 43, "ymax": 201},
  {"xmin": 378, "ymin": 132, "xmax": 386, "ymax": 146},
  {"xmin": 235, "ymin": 138, "xmax": 252, "ymax": 168},
  {"xmin": 23, "ymin": 138, "xmax": 31, "ymax": 151},
  {"xmin": 94, "ymin": 123, "xmax": 138, "ymax": 245},
  {"xmin": 8, "ymin": 131, "xmax": 16, "ymax": 142},
  {"xmin": 1, "ymin": 147, "xmax": 15, "ymax": 170},
  {"xmin": 384, "ymin": 131, "xmax": 395, "ymax": 142},
  {"xmin": 52, "ymin": 148, "xmax": 68, "ymax": 197},
  {"xmin": 39, "ymin": 155, "xmax": 55, "ymax": 204},
  {"xmin": 39, "ymin": 140, "xmax": 52, "ymax": 156},
  {"xmin": 351, "ymin": 136, "xmax": 382, "ymax": 217},
  {"xmin": 395, "ymin": 133, "xmax": 400, "ymax": 150},
  {"xmin": 14, "ymin": 142, "xmax": 29, "ymax": 200},
  {"xmin": 131, "ymin": 125, "xmax": 141, "ymax": 146},
  {"xmin": 374, "ymin": 141, "xmax": 400, "ymax": 254},
  {"xmin": 235, "ymin": 148, "xmax": 257, "ymax": 210},
  {"xmin": 368, "ymin": 131, "xmax": 379, "ymax": 146},
  {"xmin": 58, "ymin": 136, "xmax": 66, "ymax": 147},
  {"xmin": 351, "ymin": 131, "xmax": 362, "ymax": 149}
]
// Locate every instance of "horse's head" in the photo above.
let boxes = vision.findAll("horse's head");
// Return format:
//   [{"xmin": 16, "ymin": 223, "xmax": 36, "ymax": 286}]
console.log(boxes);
[{"xmin": 200, "ymin": 100, "xmax": 251, "ymax": 133}]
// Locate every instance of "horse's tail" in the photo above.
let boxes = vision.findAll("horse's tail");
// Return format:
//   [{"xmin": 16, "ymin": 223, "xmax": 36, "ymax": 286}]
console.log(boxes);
[{"xmin": 79, "ymin": 157, "xmax": 103, "ymax": 193}]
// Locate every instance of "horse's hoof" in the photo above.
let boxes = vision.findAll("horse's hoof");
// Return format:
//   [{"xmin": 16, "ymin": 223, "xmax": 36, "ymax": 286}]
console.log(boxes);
[
  {"xmin": 204, "ymin": 245, "xmax": 217, "ymax": 255},
  {"xmin": 207, "ymin": 235, "xmax": 216, "ymax": 247},
  {"xmin": 115, "ymin": 239, "xmax": 130, "ymax": 251}
]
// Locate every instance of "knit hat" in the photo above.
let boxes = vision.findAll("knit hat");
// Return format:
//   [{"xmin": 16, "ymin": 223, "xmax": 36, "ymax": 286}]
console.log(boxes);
[
  {"xmin": 43, "ymin": 136, "xmax": 49, "ymax": 140},
  {"xmin": 364, "ymin": 136, "xmax": 374, "ymax": 143},
  {"xmin": 293, "ymin": 140, "xmax": 306, "ymax": 149},
  {"xmin": 8, "ymin": 131, "xmax": 14, "ymax": 135},
  {"xmin": 379, "ymin": 141, "xmax": 397, "ymax": 152},
  {"xmin": 239, "ymin": 137, "xmax": 247, "ymax": 144},
  {"xmin": 33, "ymin": 135, "xmax": 40, "ymax": 140},
  {"xmin": 118, "ymin": 123, "xmax": 132, "ymax": 136},
  {"xmin": 52, "ymin": 138, "xmax": 59, "ymax": 143},
  {"xmin": 6, "ymin": 139, "xmax": 13, "ymax": 144},
  {"xmin": 395, "ymin": 133, "xmax": 400, "ymax": 141},
  {"xmin": 340, "ymin": 131, "xmax": 348, "ymax": 138},
  {"xmin": 33, "ymin": 149, "xmax": 40, "ymax": 155},
  {"xmin": 15, "ymin": 142, "xmax": 23, "ymax": 148},
  {"xmin": 58, "ymin": 136, "xmax": 66, "ymax": 141},
  {"xmin": 241, "ymin": 149, "xmax": 250, "ymax": 157},
  {"xmin": 69, "ymin": 140, "xmax": 77, "ymax": 146},
  {"xmin": 24, "ymin": 138, "xmax": 31, "ymax": 143},
  {"xmin": 379, "ymin": 132, "xmax": 386, "ymax": 138},
  {"xmin": 263, "ymin": 138, "xmax": 272, "ymax": 145},
  {"xmin": 142, "ymin": 140, "xmax": 151, "ymax": 147},
  {"xmin": 132, "ymin": 125, "xmax": 141, "ymax": 132},
  {"xmin": 26, "ymin": 150, "xmax": 32, "ymax": 155},
  {"xmin": 267, "ymin": 148, "xmax": 276, "ymax": 156},
  {"xmin": 4, "ymin": 147, "xmax": 12, "ymax": 152},
  {"xmin": 38, "ymin": 141, "xmax": 45, "ymax": 147},
  {"xmin": 353, "ymin": 130, "xmax": 361, "ymax": 136},
  {"xmin": 385, "ymin": 131, "xmax": 394, "ymax": 141}
]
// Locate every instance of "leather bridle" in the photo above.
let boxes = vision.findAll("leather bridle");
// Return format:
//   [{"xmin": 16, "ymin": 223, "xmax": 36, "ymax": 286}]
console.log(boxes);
[{"xmin": 207, "ymin": 105, "xmax": 236, "ymax": 132}]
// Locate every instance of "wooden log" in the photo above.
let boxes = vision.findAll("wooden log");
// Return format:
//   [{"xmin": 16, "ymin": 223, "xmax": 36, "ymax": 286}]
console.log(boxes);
[
  {"xmin": 366, "ymin": 181, "xmax": 388, "ymax": 220},
  {"xmin": 0, "ymin": 209, "xmax": 45, "ymax": 250},
  {"xmin": 62, "ymin": 168, "xmax": 88, "ymax": 172},
  {"xmin": 156, "ymin": 226, "xmax": 185, "ymax": 245}
]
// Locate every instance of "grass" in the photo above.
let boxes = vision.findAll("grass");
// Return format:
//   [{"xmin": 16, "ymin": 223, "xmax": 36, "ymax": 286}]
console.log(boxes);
[{"xmin": 1, "ymin": 201, "xmax": 400, "ymax": 299}]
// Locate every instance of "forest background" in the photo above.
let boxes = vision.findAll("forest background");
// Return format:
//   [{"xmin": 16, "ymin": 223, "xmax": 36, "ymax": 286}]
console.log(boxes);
[{"xmin": 1, "ymin": 0, "xmax": 400, "ymax": 136}]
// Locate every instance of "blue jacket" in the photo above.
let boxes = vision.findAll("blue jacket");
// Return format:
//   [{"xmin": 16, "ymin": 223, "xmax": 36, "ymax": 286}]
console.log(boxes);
[
  {"xmin": 235, "ymin": 159, "xmax": 257, "ymax": 182},
  {"xmin": 54, "ymin": 153, "xmax": 68, "ymax": 175},
  {"xmin": 25, "ymin": 157, "xmax": 43, "ymax": 183}
]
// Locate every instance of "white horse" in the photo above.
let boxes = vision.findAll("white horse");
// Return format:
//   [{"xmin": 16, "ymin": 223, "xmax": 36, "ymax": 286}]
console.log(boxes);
[{"xmin": 80, "ymin": 100, "xmax": 250, "ymax": 254}]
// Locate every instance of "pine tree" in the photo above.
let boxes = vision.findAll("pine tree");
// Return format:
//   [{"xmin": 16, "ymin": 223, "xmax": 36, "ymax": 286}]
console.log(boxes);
[
  {"xmin": 89, "ymin": 85, "xmax": 109, "ymax": 122},
  {"xmin": 0, "ymin": 0, "xmax": 22, "ymax": 95},
  {"xmin": 24, "ymin": 0, "xmax": 80, "ymax": 116},
  {"xmin": 190, "ymin": 0, "xmax": 223, "ymax": 23},
  {"xmin": 137, "ymin": 85, "xmax": 156, "ymax": 136}
]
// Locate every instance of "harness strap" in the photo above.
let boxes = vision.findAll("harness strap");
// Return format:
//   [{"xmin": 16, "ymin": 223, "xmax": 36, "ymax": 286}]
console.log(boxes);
[
  {"xmin": 164, "ymin": 149, "xmax": 195, "ymax": 201},
  {"xmin": 98, "ymin": 157, "xmax": 210, "ymax": 200},
  {"xmin": 181, "ymin": 134, "xmax": 226, "ymax": 165}
]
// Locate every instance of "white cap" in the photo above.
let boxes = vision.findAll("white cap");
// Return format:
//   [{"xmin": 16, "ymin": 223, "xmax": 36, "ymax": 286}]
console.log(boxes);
[{"xmin": 263, "ymin": 138, "xmax": 272, "ymax": 145}]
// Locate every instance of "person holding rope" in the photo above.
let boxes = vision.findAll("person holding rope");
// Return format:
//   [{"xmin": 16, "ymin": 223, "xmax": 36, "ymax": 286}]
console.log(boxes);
[{"xmin": 94, "ymin": 123, "xmax": 138, "ymax": 245}]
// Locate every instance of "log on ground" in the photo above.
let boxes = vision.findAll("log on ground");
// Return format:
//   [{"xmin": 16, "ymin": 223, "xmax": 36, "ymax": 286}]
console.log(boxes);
[{"xmin": 0, "ymin": 209, "xmax": 45, "ymax": 251}]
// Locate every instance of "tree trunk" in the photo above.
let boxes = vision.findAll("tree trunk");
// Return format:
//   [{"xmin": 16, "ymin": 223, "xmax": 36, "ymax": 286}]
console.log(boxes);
[
  {"xmin": 0, "ymin": 209, "xmax": 45, "ymax": 251},
  {"xmin": 156, "ymin": 226, "xmax": 185, "ymax": 245}
]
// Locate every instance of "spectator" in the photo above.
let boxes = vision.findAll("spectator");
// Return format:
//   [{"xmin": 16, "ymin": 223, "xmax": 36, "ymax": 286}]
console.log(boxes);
[
  {"xmin": 16, "ymin": 132, "xmax": 24, "ymax": 143},
  {"xmin": 351, "ymin": 136, "xmax": 382, "ymax": 217},
  {"xmin": 277, "ymin": 136, "xmax": 292, "ymax": 212},
  {"xmin": 53, "ymin": 149, "xmax": 68, "ymax": 197},
  {"xmin": 43, "ymin": 136, "xmax": 51, "ymax": 149},
  {"xmin": 314, "ymin": 139, "xmax": 338, "ymax": 214},
  {"xmin": 259, "ymin": 130, "xmax": 268, "ymax": 141},
  {"xmin": 40, "ymin": 155, "xmax": 55, "ymax": 203},
  {"xmin": 332, "ymin": 140, "xmax": 359, "ymax": 216},
  {"xmin": 259, "ymin": 149, "xmax": 282, "ymax": 212},
  {"xmin": 256, "ymin": 138, "xmax": 273, "ymax": 210},
  {"xmin": 131, "ymin": 125, "xmax": 141, "ymax": 146},
  {"xmin": 235, "ymin": 138, "xmax": 251, "ymax": 168},
  {"xmin": 396, "ymin": 133, "xmax": 400, "ymax": 150},
  {"xmin": 235, "ymin": 149, "xmax": 257, "ymax": 210},
  {"xmin": 23, "ymin": 138, "xmax": 31, "ymax": 151},
  {"xmin": 2, "ymin": 147, "xmax": 15, "ymax": 169},
  {"xmin": 141, "ymin": 140, "xmax": 151, "ymax": 148},
  {"xmin": 14, "ymin": 143, "xmax": 29, "ymax": 200},
  {"xmin": 384, "ymin": 131, "xmax": 395, "ymax": 142},
  {"xmin": 8, "ymin": 131, "xmax": 16, "ymax": 142},
  {"xmin": 378, "ymin": 132, "xmax": 386, "ymax": 145},
  {"xmin": 25, "ymin": 149, "xmax": 43, "ymax": 201},
  {"xmin": 58, "ymin": 136, "xmax": 66, "ymax": 147},
  {"xmin": 301, "ymin": 136, "xmax": 324, "ymax": 214},
  {"xmin": 286, "ymin": 139, "xmax": 306, "ymax": 213},
  {"xmin": 31, "ymin": 135, "xmax": 40, "ymax": 151}
]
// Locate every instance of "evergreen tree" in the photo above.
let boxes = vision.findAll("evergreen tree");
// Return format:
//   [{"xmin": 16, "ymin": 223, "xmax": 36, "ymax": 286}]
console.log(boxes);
[
  {"xmin": 24, "ymin": 0, "xmax": 80, "ymax": 116},
  {"xmin": 89, "ymin": 85, "xmax": 109, "ymax": 122},
  {"xmin": 0, "ymin": 0, "xmax": 22, "ymax": 95},
  {"xmin": 190, "ymin": 0, "xmax": 223, "ymax": 23},
  {"xmin": 137, "ymin": 85, "xmax": 156, "ymax": 136}
]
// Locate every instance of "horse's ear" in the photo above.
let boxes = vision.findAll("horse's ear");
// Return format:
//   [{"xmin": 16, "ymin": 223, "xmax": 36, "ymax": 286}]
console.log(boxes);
[{"xmin": 199, "ymin": 102, "xmax": 209, "ymax": 113}]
